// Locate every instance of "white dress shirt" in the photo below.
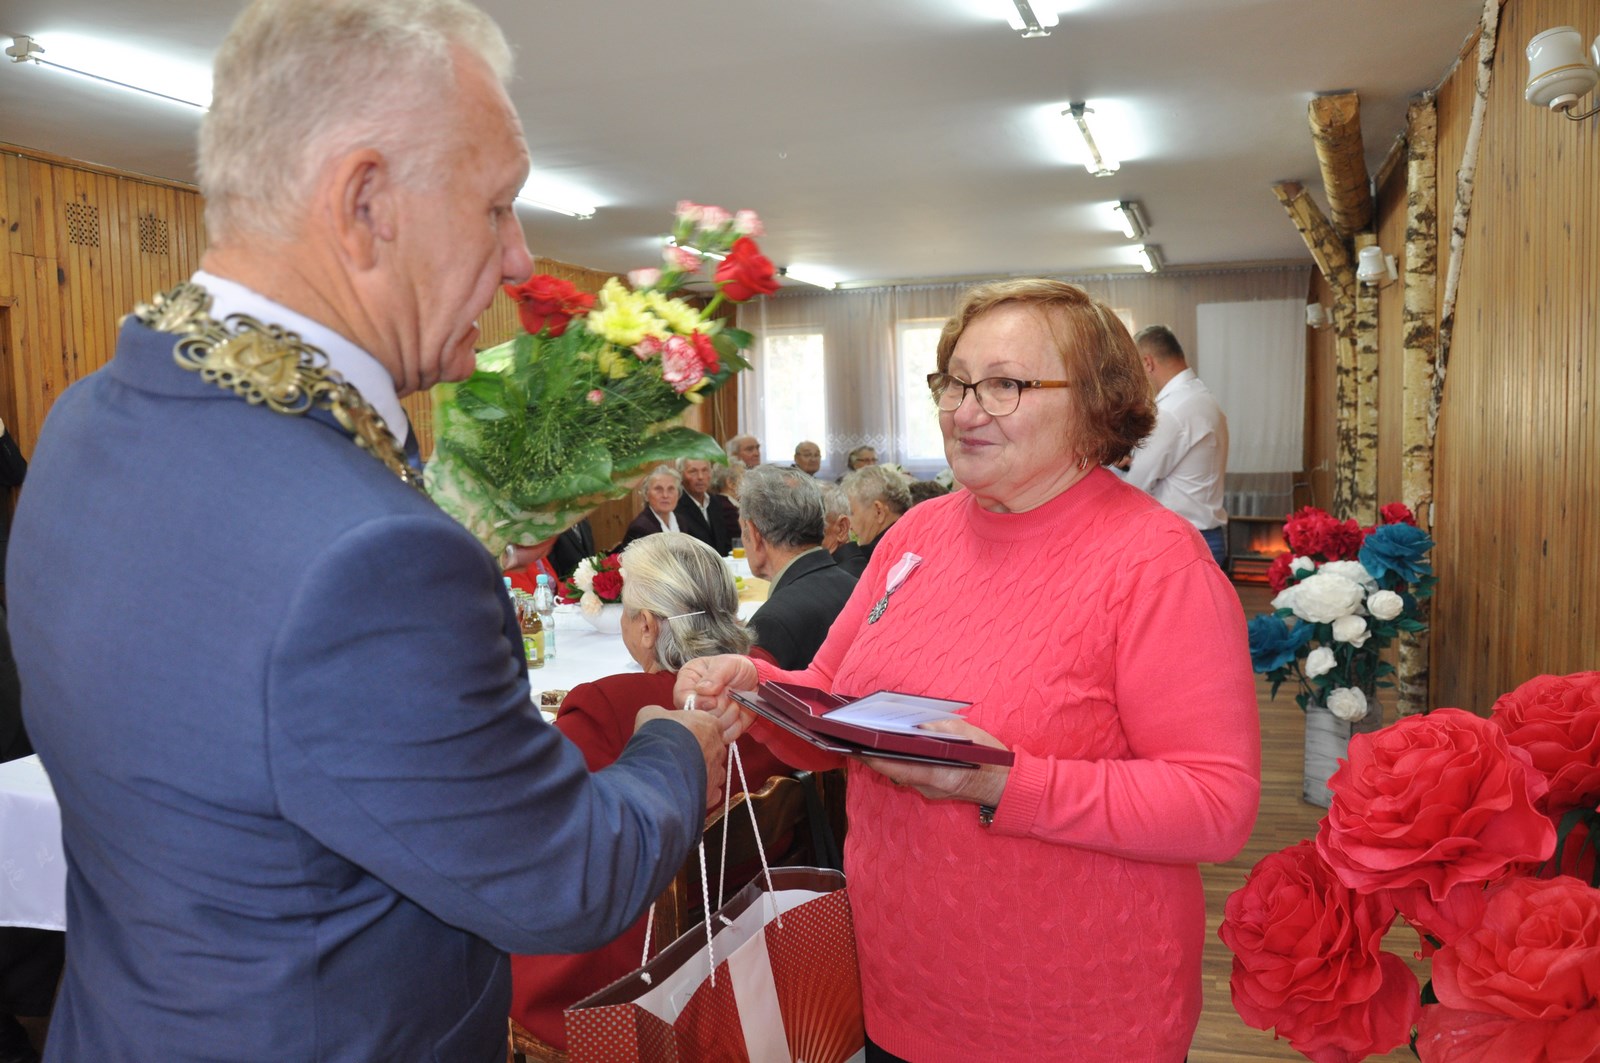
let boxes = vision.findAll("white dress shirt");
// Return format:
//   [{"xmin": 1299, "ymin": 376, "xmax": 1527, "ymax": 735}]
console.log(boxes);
[
  {"xmin": 191, "ymin": 271, "xmax": 410, "ymax": 448},
  {"xmin": 651, "ymin": 511, "xmax": 681, "ymax": 533},
  {"xmin": 1122, "ymin": 368, "xmax": 1229, "ymax": 532}
]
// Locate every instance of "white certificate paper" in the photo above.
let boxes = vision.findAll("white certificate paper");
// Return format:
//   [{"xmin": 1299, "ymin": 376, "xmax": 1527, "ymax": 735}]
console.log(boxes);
[{"xmin": 822, "ymin": 691, "xmax": 972, "ymax": 739}]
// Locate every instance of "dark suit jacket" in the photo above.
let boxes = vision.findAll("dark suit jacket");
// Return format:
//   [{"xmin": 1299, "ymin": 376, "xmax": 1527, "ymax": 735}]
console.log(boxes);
[
  {"xmin": 674, "ymin": 492, "xmax": 733, "ymax": 555},
  {"xmin": 616, "ymin": 507, "xmax": 672, "ymax": 552},
  {"xmin": 0, "ymin": 428, "xmax": 24, "ymax": 590},
  {"xmin": 830, "ymin": 541, "xmax": 868, "ymax": 578},
  {"xmin": 548, "ymin": 518, "xmax": 595, "ymax": 579},
  {"xmin": 748, "ymin": 548, "xmax": 861, "ymax": 670},
  {"xmin": 8, "ymin": 315, "xmax": 705, "ymax": 1062}
]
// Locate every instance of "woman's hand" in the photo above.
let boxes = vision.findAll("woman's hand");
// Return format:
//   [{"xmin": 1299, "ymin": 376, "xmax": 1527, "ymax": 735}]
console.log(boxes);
[
  {"xmin": 501, "ymin": 538, "xmax": 556, "ymax": 571},
  {"xmin": 861, "ymin": 719, "xmax": 1011, "ymax": 808},
  {"xmin": 674, "ymin": 655, "xmax": 759, "ymax": 742}
]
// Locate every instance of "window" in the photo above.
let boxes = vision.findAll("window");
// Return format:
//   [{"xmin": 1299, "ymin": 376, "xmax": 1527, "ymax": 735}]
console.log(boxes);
[
  {"xmin": 758, "ymin": 330, "xmax": 827, "ymax": 462},
  {"xmin": 894, "ymin": 321, "xmax": 945, "ymax": 466}
]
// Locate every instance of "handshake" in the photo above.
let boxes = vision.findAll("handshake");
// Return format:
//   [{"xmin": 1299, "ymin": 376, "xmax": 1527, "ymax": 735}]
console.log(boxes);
[{"xmin": 632, "ymin": 655, "xmax": 761, "ymax": 811}]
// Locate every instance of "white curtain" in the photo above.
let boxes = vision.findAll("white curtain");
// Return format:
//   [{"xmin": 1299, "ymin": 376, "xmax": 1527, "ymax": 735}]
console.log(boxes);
[
  {"xmin": 1196, "ymin": 299, "xmax": 1306, "ymax": 473},
  {"xmin": 738, "ymin": 267, "xmax": 1312, "ymax": 483}
]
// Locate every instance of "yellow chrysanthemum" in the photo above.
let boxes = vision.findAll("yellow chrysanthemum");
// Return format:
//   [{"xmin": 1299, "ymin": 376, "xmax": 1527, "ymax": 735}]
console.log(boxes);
[
  {"xmin": 586, "ymin": 278, "xmax": 664, "ymax": 347},
  {"xmin": 596, "ymin": 345, "xmax": 634, "ymax": 380},
  {"xmin": 643, "ymin": 291, "xmax": 705, "ymax": 336}
]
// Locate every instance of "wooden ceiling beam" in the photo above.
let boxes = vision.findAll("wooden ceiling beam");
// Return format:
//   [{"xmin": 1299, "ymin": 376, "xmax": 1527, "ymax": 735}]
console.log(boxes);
[{"xmin": 1309, "ymin": 92, "xmax": 1373, "ymax": 238}]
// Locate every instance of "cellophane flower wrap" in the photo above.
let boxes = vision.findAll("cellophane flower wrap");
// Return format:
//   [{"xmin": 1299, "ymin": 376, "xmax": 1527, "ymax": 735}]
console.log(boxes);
[
  {"xmin": 1247, "ymin": 503, "xmax": 1436, "ymax": 721},
  {"xmin": 425, "ymin": 202, "xmax": 777, "ymax": 558},
  {"xmin": 1221, "ymin": 671, "xmax": 1600, "ymax": 1062}
]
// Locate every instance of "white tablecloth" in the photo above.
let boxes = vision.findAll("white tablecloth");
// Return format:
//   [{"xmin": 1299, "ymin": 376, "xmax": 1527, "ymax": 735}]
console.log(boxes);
[{"xmin": 0, "ymin": 755, "xmax": 66, "ymax": 931}]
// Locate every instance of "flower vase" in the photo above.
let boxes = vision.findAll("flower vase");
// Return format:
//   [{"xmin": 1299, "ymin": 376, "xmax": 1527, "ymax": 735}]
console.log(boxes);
[
  {"xmin": 580, "ymin": 603, "xmax": 624, "ymax": 635},
  {"xmin": 1302, "ymin": 695, "xmax": 1384, "ymax": 807}
]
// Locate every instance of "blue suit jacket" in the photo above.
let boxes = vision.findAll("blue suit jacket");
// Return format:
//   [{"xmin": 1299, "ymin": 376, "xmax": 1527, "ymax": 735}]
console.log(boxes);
[{"xmin": 6, "ymin": 317, "xmax": 705, "ymax": 1062}]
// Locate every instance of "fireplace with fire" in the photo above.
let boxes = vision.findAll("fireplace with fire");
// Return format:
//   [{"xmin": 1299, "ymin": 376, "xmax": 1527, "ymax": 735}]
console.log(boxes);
[{"xmin": 1228, "ymin": 516, "xmax": 1289, "ymax": 583}]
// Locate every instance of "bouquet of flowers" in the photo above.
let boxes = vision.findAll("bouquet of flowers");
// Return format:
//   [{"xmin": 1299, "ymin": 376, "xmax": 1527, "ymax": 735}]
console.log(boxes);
[
  {"xmin": 1246, "ymin": 503, "xmax": 1436, "ymax": 723},
  {"xmin": 425, "ymin": 202, "xmax": 779, "ymax": 558},
  {"xmin": 561, "ymin": 553, "xmax": 624, "ymax": 618},
  {"xmin": 1220, "ymin": 670, "xmax": 1600, "ymax": 1062}
]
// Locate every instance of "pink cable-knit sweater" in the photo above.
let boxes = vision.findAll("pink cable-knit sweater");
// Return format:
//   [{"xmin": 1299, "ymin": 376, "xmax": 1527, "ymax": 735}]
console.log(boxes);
[{"xmin": 750, "ymin": 469, "xmax": 1260, "ymax": 1062}]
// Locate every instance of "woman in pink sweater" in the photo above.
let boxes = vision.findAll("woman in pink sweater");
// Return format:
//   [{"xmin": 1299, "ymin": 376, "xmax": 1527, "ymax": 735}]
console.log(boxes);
[{"xmin": 679, "ymin": 279, "xmax": 1261, "ymax": 1062}]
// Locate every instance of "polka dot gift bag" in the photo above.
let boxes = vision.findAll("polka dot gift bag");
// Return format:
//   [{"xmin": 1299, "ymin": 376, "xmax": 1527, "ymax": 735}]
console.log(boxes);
[{"xmin": 565, "ymin": 749, "xmax": 865, "ymax": 1062}]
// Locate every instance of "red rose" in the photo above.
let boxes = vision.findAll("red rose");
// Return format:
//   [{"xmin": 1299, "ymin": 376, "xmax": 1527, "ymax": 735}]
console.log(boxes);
[
  {"xmin": 690, "ymin": 330, "xmax": 720, "ymax": 373},
  {"xmin": 1221, "ymin": 841, "xmax": 1419, "ymax": 1062},
  {"xmin": 1380, "ymin": 502, "xmax": 1416, "ymax": 526},
  {"xmin": 712, "ymin": 237, "xmax": 779, "ymax": 303},
  {"xmin": 1283, "ymin": 507, "xmax": 1333, "ymax": 556},
  {"xmin": 1266, "ymin": 553, "xmax": 1295, "ymax": 593},
  {"xmin": 590, "ymin": 569, "xmax": 623, "ymax": 602},
  {"xmin": 1492, "ymin": 672, "xmax": 1600, "ymax": 816},
  {"xmin": 1415, "ymin": 876, "xmax": 1600, "ymax": 1062},
  {"xmin": 1536, "ymin": 812, "xmax": 1598, "ymax": 883},
  {"xmin": 1317, "ymin": 710, "xmax": 1556, "ymax": 944},
  {"xmin": 1320, "ymin": 517, "xmax": 1365, "ymax": 560},
  {"xmin": 503, "ymin": 275, "xmax": 595, "ymax": 338}
]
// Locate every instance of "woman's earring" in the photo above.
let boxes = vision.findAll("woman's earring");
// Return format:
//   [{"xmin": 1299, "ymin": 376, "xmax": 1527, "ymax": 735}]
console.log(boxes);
[{"xmin": 1076, "ymin": 455, "xmax": 1090, "ymax": 471}]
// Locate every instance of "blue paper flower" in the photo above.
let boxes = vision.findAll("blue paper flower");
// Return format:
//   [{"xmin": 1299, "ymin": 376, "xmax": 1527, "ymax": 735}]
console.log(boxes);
[
  {"xmin": 1359, "ymin": 524, "xmax": 1434, "ymax": 585},
  {"xmin": 1248, "ymin": 613, "xmax": 1314, "ymax": 673}
]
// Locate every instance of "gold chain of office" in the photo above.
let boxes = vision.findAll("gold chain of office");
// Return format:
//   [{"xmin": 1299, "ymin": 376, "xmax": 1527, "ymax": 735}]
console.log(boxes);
[{"xmin": 134, "ymin": 283, "xmax": 425, "ymax": 494}]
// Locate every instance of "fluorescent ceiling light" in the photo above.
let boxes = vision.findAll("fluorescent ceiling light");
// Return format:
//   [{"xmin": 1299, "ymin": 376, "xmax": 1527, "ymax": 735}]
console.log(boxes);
[
  {"xmin": 1063, "ymin": 102, "xmax": 1119, "ymax": 176},
  {"xmin": 1109, "ymin": 200, "xmax": 1148, "ymax": 240},
  {"xmin": 1137, "ymin": 244, "xmax": 1164, "ymax": 274},
  {"xmin": 515, "ymin": 178, "xmax": 596, "ymax": 220},
  {"xmin": 6, "ymin": 33, "xmax": 211, "ymax": 110},
  {"xmin": 1001, "ymin": 1, "xmax": 1059, "ymax": 38},
  {"xmin": 777, "ymin": 265, "xmax": 840, "ymax": 290}
]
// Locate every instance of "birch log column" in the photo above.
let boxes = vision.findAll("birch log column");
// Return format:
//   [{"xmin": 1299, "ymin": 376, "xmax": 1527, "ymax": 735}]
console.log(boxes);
[
  {"xmin": 1399, "ymin": 96, "xmax": 1439, "ymax": 717},
  {"xmin": 1271, "ymin": 179, "xmax": 1360, "ymax": 519}
]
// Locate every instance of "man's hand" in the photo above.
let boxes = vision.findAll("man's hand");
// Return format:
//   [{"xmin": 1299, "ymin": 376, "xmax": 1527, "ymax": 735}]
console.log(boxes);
[
  {"xmin": 672, "ymin": 656, "xmax": 759, "ymax": 743},
  {"xmin": 501, "ymin": 538, "xmax": 556, "ymax": 571},
  {"xmin": 636, "ymin": 705, "xmax": 728, "ymax": 812}
]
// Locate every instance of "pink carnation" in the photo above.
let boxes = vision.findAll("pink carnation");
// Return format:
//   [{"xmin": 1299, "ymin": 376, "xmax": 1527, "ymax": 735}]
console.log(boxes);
[
  {"xmin": 586, "ymin": 389, "xmax": 604, "ymax": 404},
  {"xmin": 664, "ymin": 246, "xmax": 701, "ymax": 273},
  {"xmin": 632, "ymin": 335, "xmax": 662, "ymax": 360},
  {"xmin": 627, "ymin": 268, "xmax": 661, "ymax": 290},
  {"xmin": 733, "ymin": 209, "xmax": 764, "ymax": 236},
  {"xmin": 698, "ymin": 205, "xmax": 731, "ymax": 229},
  {"xmin": 661, "ymin": 336, "xmax": 706, "ymax": 393}
]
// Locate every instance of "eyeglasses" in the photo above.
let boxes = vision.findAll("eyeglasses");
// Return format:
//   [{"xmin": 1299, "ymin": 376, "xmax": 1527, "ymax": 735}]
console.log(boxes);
[{"xmin": 926, "ymin": 373, "xmax": 1072, "ymax": 416}]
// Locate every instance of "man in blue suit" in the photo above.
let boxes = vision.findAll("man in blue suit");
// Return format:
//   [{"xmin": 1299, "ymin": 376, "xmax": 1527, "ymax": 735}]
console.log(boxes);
[{"xmin": 5, "ymin": 2, "xmax": 730, "ymax": 1060}]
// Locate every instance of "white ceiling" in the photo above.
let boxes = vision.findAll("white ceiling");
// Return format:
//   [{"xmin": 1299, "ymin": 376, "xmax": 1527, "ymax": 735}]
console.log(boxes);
[{"xmin": 0, "ymin": 0, "xmax": 1486, "ymax": 287}]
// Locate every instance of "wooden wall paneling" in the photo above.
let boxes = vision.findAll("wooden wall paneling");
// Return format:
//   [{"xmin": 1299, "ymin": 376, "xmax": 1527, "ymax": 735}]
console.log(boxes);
[{"xmin": 1420, "ymin": 0, "xmax": 1599, "ymax": 710}]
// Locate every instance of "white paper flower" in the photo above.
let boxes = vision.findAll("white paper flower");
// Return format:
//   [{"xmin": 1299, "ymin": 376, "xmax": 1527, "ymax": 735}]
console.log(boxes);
[
  {"xmin": 571, "ymin": 559, "xmax": 597, "ymax": 593},
  {"xmin": 1290, "ymin": 555, "xmax": 1317, "ymax": 576},
  {"xmin": 1287, "ymin": 572, "xmax": 1365, "ymax": 624},
  {"xmin": 1271, "ymin": 584, "xmax": 1300, "ymax": 613},
  {"xmin": 1318, "ymin": 560, "xmax": 1378, "ymax": 592},
  {"xmin": 1304, "ymin": 646, "xmax": 1336, "ymax": 678},
  {"xmin": 1367, "ymin": 589, "xmax": 1404, "ymax": 621},
  {"xmin": 1326, "ymin": 686, "xmax": 1369, "ymax": 722},
  {"xmin": 580, "ymin": 591, "xmax": 603, "ymax": 616},
  {"xmin": 1332, "ymin": 614, "xmax": 1370, "ymax": 647}
]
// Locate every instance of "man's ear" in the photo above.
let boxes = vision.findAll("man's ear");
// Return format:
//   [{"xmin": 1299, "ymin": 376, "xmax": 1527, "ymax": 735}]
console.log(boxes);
[{"xmin": 324, "ymin": 148, "xmax": 394, "ymax": 271}]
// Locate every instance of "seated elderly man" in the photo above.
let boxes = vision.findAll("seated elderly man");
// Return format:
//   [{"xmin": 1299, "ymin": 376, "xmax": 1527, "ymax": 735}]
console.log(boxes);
[
  {"xmin": 792, "ymin": 441, "xmax": 822, "ymax": 476},
  {"xmin": 821, "ymin": 482, "xmax": 866, "ymax": 578},
  {"xmin": 740, "ymin": 465, "xmax": 859, "ymax": 670},
  {"xmin": 673, "ymin": 457, "xmax": 733, "ymax": 555},
  {"xmin": 726, "ymin": 433, "xmax": 762, "ymax": 469}
]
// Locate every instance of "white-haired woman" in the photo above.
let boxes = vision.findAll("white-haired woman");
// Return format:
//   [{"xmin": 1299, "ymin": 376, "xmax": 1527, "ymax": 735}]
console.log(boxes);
[
  {"xmin": 510, "ymin": 532, "xmax": 785, "ymax": 1050},
  {"xmin": 842, "ymin": 463, "xmax": 912, "ymax": 567},
  {"xmin": 617, "ymin": 464, "xmax": 681, "ymax": 550}
]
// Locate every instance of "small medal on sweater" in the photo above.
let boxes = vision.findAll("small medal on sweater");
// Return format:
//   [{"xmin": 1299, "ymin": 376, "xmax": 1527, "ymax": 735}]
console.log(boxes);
[{"xmin": 867, "ymin": 552, "xmax": 922, "ymax": 623}]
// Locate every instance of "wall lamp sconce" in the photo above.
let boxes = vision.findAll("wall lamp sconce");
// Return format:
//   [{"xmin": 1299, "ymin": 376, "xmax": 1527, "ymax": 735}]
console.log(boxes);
[
  {"xmin": 1306, "ymin": 303, "xmax": 1332, "ymax": 329},
  {"xmin": 1004, "ymin": 1, "xmax": 1058, "ymax": 39},
  {"xmin": 1137, "ymin": 244, "xmax": 1164, "ymax": 274},
  {"xmin": 1526, "ymin": 26, "xmax": 1600, "ymax": 119},
  {"xmin": 1356, "ymin": 245, "xmax": 1398, "ymax": 287},
  {"xmin": 1110, "ymin": 200, "xmax": 1148, "ymax": 240},
  {"xmin": 1064, "ymin": 103, "xmax": 1119, "ymax": 177}
]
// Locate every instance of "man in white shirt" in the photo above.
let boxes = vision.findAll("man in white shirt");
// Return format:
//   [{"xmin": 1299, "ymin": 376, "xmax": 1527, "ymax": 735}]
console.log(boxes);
[{"xmin": 1121, "ymin": 325, "xmax": 1230, "ymax": 568}]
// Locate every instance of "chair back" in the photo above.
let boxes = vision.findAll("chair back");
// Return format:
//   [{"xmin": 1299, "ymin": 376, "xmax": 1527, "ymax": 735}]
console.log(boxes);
[{"xmin": 650, "ymin": 773, "xmax": 811, "ymax": 951}]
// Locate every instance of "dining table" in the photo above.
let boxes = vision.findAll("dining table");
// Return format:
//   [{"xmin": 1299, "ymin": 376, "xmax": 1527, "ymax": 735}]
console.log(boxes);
[{"xmin": 0, "ymin": 560, "xmax": 770, "ymax": 931}]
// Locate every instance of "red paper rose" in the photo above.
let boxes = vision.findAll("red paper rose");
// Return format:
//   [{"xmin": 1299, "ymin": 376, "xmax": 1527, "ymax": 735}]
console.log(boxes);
[
  {"xmin": 1415, "ymin": 876, "xmax": 1600, "ymax": 1062},
  {"xmin": 1380, "ymin": 502, "xmax": 1417, "ymax": 526},
  {"xmin": 1222, "ymin": 841, "xmax": 1419, "ymax": 1062},
  {"xmin": 590, "ymin": 569, "xmax": 623, "ymax": 602},
  {"xmin": 1266, "ymin": 552, "xmax": 1295, "ymax": 593},
  {"xmin": 503, "ymin": 275, "xmax": 595, "ymax": 338},
  {"xmin": 1492, "ymin": 672, "xmax": 1600, "ymax": 816},
  {"xmin": 1317, "ymin": 710, "xmax": 1556, "ymax": 944},
  {"xmin": 713, "ymin": 237, "xmax": 779, "ymax": 303}
]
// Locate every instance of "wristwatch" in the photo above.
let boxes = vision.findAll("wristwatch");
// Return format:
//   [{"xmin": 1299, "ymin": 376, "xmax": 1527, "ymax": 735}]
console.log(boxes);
[{"xmin": 977, "ymin": 803, "xmax": 996, "ymax": 829}]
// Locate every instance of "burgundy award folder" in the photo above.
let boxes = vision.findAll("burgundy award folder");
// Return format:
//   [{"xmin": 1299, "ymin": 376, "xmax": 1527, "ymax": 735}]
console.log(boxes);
[{"xmin": 731, "ymin": 681, "xmax": 1015, "ymax": 768}]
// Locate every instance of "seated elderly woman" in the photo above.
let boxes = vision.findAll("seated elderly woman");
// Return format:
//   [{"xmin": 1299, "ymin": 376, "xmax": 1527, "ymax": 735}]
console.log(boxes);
[
  {"xmin": 617, "ymin": 464, "xmax": 682, "ymax": 550},
  {"xmin": 509, "ymin": 532, "xmax": 786, "ymax": 1050},
  {"xmin": 710, "ymin": 461, "xmax": 744, "ymax": 544},
  {"xmin": 822, "ymin": 482, "xmax": 866, "ymax": 577},
  {"xmin": 678, "ymin": 279, "xmax": 1260, "ymax": 1062},
  {"xmin": 840, "ymin": 463, "xmax": 911, "ymax": 567}
]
